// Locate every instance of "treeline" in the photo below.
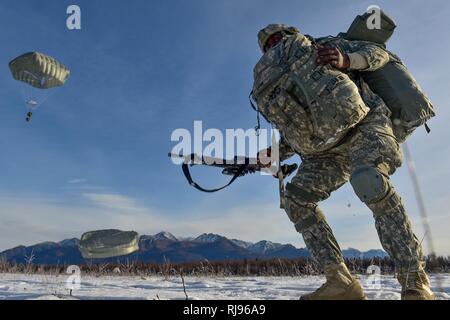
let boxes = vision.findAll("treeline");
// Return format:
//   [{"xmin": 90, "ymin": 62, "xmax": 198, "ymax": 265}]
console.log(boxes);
[{"xmin": 0, "ymin": 256, "xmax": 449, "ymax": 277}]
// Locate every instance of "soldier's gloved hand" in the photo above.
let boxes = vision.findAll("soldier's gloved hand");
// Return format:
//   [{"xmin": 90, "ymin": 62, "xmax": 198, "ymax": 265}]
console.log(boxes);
[
  {"xmin": 257, "ymin": 148, "xmax": 280, "ymax": 178},
  {"xmin": 257, "ymin": 147, "xmax": 273, "ymax": 169},
  {"xmin": 316, "ymin": 45, "xmax": 350, "ymax": 70}
]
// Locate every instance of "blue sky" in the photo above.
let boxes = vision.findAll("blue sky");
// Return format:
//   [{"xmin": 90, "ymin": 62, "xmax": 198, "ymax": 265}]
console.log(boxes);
[{"xmin": 0, "ymin": 0, "xmax": 449, "ymax": 254}]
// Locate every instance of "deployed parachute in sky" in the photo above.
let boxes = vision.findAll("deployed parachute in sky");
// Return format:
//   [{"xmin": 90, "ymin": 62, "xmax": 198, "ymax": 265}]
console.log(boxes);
[{"xmin": 9, "ymin": 52, "xmax": 70, "ymax": 122}]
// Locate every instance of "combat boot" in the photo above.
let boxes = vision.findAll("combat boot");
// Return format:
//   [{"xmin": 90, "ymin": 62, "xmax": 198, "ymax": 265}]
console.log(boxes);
[
  {"xmin": 300, "ymin": 263, "xmax": 367, "ymax": 300},
  {"xmin": 398, "ymin": 270, "xmax": 435, "ymax": 300}
]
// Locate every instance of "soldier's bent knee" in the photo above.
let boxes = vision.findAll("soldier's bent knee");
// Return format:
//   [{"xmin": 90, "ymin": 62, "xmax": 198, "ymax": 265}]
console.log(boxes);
[
  {"xmin": 284, "ymin": 185, "xmax": 326, "ymax": 233},
  {"xmin": 350, "ymin": 167, "xmax": 389, "ymax": 204},
  {"xmin": 285, "ymin": 200, "xmax": 326, "ymax": 233},
  {"xmin": 294, "ymin": 206, "xmax": 326, "ymax": 233},
  {"xmin": 285, "ymin": 183, "xmax": 329, "ymax": 233}
]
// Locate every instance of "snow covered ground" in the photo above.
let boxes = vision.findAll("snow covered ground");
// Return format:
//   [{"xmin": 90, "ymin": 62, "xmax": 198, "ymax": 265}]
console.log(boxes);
[{"xmin": 0, "ymin": 273, "xmax": 449, "ymax": 300}]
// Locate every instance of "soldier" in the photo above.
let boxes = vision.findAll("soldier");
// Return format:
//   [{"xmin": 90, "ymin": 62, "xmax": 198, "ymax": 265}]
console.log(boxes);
[{"xmin": 254, "ymin": 24, "xmax": 435, "ymax": 300}]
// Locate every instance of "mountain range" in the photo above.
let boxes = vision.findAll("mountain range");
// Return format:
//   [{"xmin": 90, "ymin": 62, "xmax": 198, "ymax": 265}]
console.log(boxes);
[{"xmin": 0, "ymin": 231, "xmax": 387, "ymax": 265}]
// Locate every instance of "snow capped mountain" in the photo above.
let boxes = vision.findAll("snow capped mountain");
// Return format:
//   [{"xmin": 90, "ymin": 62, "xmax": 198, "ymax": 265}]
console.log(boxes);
[
  {"xmin": 0, "ymin": 231, "xmax": 387, "ymax": 265},
  {"xmin": 248, "ymin": 241, "xmax": 284, "ymax": 254},
  {"xmin": 151, "ymin": 231, "xmax": 178, "ymax": 241},
  {"xmin": 139, "ymin": 235, "xmax": 154, "ymax": 242},
  {"xmin": 194, "ymin": 233, "xmax": 225, "ymax": 243},
  {"xmin": 177, "ymin": 236, "xmax": 195, "ymax": 241},
  {"xmin": 230, "ymin": 239, "xmax": 254, "ymax": 249},
  {"xmin": 342, "ymin": 248, "xmax": 388, "ymax": 259},
  {"xmin": 58, "ymin": 238, "xmax": 80, "ymax": 247},
  {"xmin": 138, "ymin": 232, "xmax": 179, "ymax": 247},
  {"xmin": 196, "ymin": 235, "xmax": 254, "ymax": 249}
]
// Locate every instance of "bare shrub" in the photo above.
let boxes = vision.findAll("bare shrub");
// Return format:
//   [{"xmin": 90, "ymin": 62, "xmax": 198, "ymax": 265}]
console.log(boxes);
[{"xmin": 0, "ymin": 255, "xmax": 448, "ymax": 277}]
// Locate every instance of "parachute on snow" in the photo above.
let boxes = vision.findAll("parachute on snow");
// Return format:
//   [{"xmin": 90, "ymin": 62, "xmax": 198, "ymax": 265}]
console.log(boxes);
[{"xmin": 79, "ymin": 229, "xmax": 140, "ymax": 259}]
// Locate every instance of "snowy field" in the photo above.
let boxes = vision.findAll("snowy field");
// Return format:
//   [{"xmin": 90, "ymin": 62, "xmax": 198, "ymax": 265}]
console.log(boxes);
[{"xmin": 0, "ymin": 273, "xmax": 449, "ymax": 300}]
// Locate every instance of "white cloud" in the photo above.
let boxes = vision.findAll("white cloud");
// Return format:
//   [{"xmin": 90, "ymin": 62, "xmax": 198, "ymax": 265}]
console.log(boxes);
[
  {"xmin": 82, "ymin": 193, "xmax": 147, "ymax": 213},
  {"xmin": 67, "ymin": 178, "xmax": 88, "ymax": 184},
  {"xmin": 60, "ymin": 185, "xmax": 107, "ymax": 191},
  {"xmin": 62, "ymin": 179, "xmax": 109, "ymax": 192}
]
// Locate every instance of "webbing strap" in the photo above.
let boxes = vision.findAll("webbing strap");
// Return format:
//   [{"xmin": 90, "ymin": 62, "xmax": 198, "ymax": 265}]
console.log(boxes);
[{"xmin": 181, "ymin": 163, "xmax": 248, "ymax": 193}]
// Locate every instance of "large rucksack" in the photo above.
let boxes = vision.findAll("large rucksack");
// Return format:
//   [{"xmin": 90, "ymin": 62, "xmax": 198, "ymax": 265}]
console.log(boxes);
[
  {"xmin": 338, "ymin": 9, "xmax": 397, "ymax": 47},
  {"xmin": 252, "ymin": 34, "xmax": 369, "ymax": 156},
  {"xmin": 340, "ymin": 10, "xmax": 436, "ymax": 142}
]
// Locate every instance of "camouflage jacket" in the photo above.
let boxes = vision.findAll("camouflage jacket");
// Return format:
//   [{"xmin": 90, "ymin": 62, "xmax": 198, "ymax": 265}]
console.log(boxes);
[{"xmin": 278, "ymin": 36, "xmax": 391, "ymax": 161}]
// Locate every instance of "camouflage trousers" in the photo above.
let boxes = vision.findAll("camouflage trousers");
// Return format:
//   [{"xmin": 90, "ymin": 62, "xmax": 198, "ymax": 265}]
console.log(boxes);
[{"xmin": 284, "ymin": 105, "xmax": 425, "ymax": 273}]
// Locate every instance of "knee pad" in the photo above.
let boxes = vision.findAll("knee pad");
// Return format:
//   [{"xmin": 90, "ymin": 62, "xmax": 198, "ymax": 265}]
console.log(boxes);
[{"xmin": 350, "ymin": 167, "xmax": 389, "ymax": 204}]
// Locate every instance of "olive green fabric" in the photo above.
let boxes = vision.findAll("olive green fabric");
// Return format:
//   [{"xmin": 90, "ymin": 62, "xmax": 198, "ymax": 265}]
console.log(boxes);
[
  {"xmin": 362, "ymin": 57, "xmax": 435, "ymax": 142},
  {"xmin": 341, "ymin": 10, "xmax": 397, "ymax": 46},
  {"xmin": 79, "ymin": 229, "xmax": 139, "ymax": 259},
  {"xmin": 9, "ymin": 52, "xmax": 70, "ymax": 89},
  {"xmin": 339, "ymin": 11, "xmax": 435, "ymax": 141}
]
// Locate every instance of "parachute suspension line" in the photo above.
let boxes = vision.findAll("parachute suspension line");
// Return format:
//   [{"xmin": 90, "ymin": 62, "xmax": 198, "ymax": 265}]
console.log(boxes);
[
  {"xmin": 22, "ymin": 70, "xmax": 40, "ymax": 82},
  {"xmin": 20, "ymin": 78, "xmax": 55, "ymax": 122},
  {"xmin": 402, "ymin": 142, "xmax": 443, "ymax": 291},
  {"xmin": 402, "ymin": 142, "xmax": 435, "ymax": 256},
  {"xmin": 19, "ymin": 84, "xmax": 34, "ymax": 122},
  {"xmin": 40, "ymin": 76, "xmax": 48, "ymax": 87}
]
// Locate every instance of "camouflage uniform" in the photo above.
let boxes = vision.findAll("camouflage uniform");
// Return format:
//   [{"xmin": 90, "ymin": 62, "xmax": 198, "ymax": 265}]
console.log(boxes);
[{"xmin": 257, "ymin": 30, "xmax": 426, "ymax": 275}]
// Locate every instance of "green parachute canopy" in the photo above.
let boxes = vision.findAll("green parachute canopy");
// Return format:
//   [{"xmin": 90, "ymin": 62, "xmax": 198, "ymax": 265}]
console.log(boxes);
[
  {"xmin": 9, "ymin": 52, "xmax": 70, "ymax": 121},
  {"xmin": 9, "ymin": 52, "xmax": 70, "ymax": 89},
  {"xmin": 79, "ymin": 229, "xmax": 140, "ymax": 259}
]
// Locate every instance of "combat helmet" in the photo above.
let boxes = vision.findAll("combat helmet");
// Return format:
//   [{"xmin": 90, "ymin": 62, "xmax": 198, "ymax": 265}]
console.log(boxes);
[{"xmin": 257, "ymin": 24, "xmax": 299, "ymax": 52}]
